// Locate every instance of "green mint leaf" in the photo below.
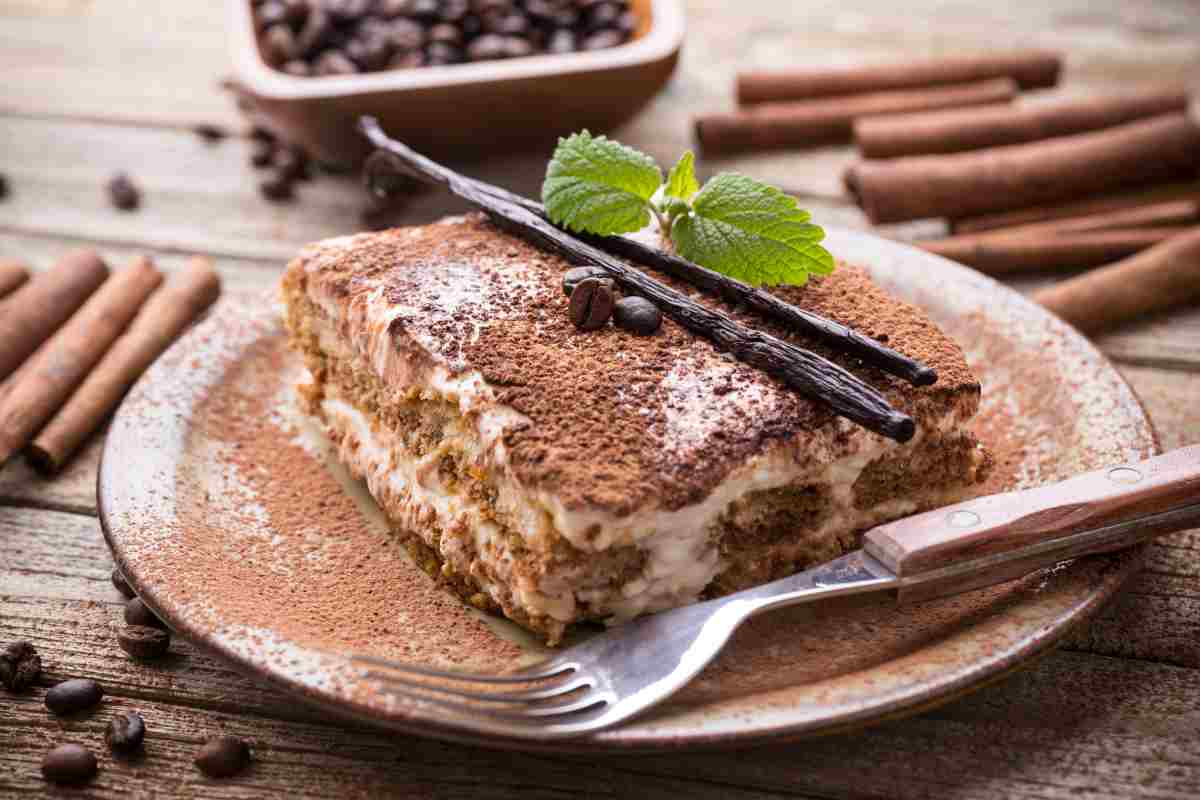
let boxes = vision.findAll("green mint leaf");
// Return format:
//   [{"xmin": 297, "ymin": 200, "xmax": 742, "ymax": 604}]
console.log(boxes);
[
  {"xmin": 541, "ymin": 131, "xmax": 663, "ymax": 236},
  {"xmin": 671, "ymin": 173, "xmax": 835, "ymax": 287},
  {"xmin": 664, "ymin": 150, "xmax": 699, "ymax": 202}
]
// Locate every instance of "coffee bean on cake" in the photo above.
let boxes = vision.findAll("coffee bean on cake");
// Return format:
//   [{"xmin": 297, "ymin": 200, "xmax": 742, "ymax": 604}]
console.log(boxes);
[
  {"xmin": 569, "ymin": 277, "xmax": 615, "ymax": 330},
  {"xmin": 613, "ymin": 295, "xmax": 661, "ymax": 335}
]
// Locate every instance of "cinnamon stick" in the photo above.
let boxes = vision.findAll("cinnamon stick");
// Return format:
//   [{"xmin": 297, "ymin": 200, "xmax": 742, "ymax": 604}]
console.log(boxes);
[
  {"xmin": 0, "ymin": 259, "xmax": 30, "ymax": 299},
  {"xmin": 845, "ymin": 113, "xmax": 1200, "ymax": 224},
  {"xmin": 27, "ymin": 257, "xmax": 221, "ymax": 473},
  {"xmin": 698, "ymin": 79, "xmax": 1016, "ymax": 155},
  {"xmin": 1032, "ymin": 228, "xmax": 1200, "ymax": 333},
  {"xmin": 915, "ymin": 200, "xmax": 1200, "ymax": 267},
  {"xmin": 0, "ymin": 256, "xmax": 163, "ymax": 468},
  {"xmin": 737, "ymin": 50, "xmax": 1061, "ymax": 105},
  {"xmin": 854, "ymin": 87, "xmax": 1189, "ymax": 159},
  {"xmin": 951, "ymin": 180, "xmax": 1200, "ymax": 233},
  {"xmin": 918, "ymin": 229, "xmax": 1179, "ymax": 274},
  {"xmin": 0, "ymin": 249, "xmax": 110, "ymax": 382}
]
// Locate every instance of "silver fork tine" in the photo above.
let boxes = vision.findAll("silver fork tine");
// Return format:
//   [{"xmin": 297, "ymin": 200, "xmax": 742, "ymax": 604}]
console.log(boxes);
[
  {"xmin": 372, "ymin": 682, "xmax": 609, "ymax": 721},
  {"xmin": 352, "ymin": 654, "xmax": 575, "ymax": 684},
  {"xmin": 363, "ymin": 671, "xmax": 593, "ymax": 704}
]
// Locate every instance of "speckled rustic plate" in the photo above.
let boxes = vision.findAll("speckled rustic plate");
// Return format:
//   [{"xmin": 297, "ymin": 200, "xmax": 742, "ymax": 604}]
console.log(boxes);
[{"xmin": 98, "ymin": 229, "xmax": 1157, "ymax": 752}]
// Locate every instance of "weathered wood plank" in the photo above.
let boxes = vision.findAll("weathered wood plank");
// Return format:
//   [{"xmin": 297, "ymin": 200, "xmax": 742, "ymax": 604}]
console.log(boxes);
[
  {"xmin": 5, "ymin": 1, "xmax": 1199, "ymax": 202},
  {"xmin": 0, "ymin": 0, "xmax": 242, "ymax": 129},
  {"xmin": 3, "ymin": 620, "xmax": 1199, "ymax": 799},
  {"xmin": 1, "ymin": 697, "xmax": 796, "ymax": 800}
]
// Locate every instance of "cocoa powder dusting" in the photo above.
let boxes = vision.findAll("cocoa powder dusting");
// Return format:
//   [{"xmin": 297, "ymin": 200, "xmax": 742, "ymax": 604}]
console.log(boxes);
[
  {"xmin": 296, "ymin": 215, "xmax": 982, "ymax": 517},
  {"xmin": 162, "ymin": 327, "xmax": 526, "ymax": 673}
]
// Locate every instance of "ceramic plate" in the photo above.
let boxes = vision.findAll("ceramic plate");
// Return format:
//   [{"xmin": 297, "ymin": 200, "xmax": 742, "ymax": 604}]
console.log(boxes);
[{"xmin": 98, "ymin": 229, "xmax": 1157, "ymax": 752}]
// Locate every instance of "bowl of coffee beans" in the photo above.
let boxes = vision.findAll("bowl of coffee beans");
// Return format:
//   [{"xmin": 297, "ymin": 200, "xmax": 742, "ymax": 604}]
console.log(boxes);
[{"xmin": 230, "ymin": 0, "xmax": 684, "ymax": 164}]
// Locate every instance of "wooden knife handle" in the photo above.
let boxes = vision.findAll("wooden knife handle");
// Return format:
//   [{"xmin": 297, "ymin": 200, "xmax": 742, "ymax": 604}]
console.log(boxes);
[{"xmin": 864, "ymin": 446, "xmax": 1200, "ymax": 598}]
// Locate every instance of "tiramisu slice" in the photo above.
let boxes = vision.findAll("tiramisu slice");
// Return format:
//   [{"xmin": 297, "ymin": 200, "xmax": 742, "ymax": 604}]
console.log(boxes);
[{"xmin": 282, "ymin": 214, "xmax": 991, "ymax": 644}]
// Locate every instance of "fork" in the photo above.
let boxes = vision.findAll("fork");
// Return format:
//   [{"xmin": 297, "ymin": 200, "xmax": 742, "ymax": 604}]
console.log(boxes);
[{"xmin": 355, "ymin": 445, "xmax": 1200, "ymax": 738}]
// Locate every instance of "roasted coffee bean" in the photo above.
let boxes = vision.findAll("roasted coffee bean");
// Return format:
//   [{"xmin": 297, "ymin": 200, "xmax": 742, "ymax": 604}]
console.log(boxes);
[
  {"xmin": 125, "ymin": 597, "xmax": 167, "ymax": 629},
  {"xmin": 386, "ymin": 18, "xmax": 426, "ymax": 50},
  {"xmin": 585, "ymin": 1, "xmax": 621, "ymax": 31},
  {"xmin": 276, "ymin": 147, "xmax": 312, "ymax": 181},
  {"xmin": 524, "ymin": 0, "xmax": 559, "ymax": 22},
  {"xmin": 280, "ymin": 0, "xmax": 310, "ymax": 25},
  {"xmin": 45, "ymin": 678, "xmax": 104, "ymax": 715},
  {"xmin": 613, "ymin": 296, "xmax": 661, "ymax": 335},
  {"xmin": 260, "ymin": 173, "xmax": 296, "ymax": 202},
  {"xmin": 472, "ymin": 0, "xmax": 511, "ymax": 14},
  {"xmin": 569, "ymin": 278, "xmax": 615, "ymax": 331},
  {"xmin": 388, "ymin": 49, "xmax": 426, "ymax": 69},
  {"xmin": 261, "ymin": 24, "xmax": 299, "ymax": 65},
  {"xmin": 562, "ymin": 266, "xmax": 609, "ymax": 297},
  {"xmin": 581, "ymin": 28, "xmax": 623, "ymax": 50},
  {"xmin": 249, "ymin": 124, "xmax": 276, "ymax": 143},
  {"xmin": 425, "ymin": 41, "xmax": 463, "ymax": 64},
  {"xmin": 376, "ymin": 0, "xmax": 407, "ymax": 18},
  {"xmin": 118, "ymin": 626, "xmax": 171, "ymax": 660},
  {"xmin": 111, "ymin": 568, "xmax": 135, "ymax": 598},
  {"xmin": 466, "ymin": 33, "xmax": 507, "ymax": 60},
  {"xmin": 41, "ymin": 744, "xmax": 97, "ymax": 785},
  {"xmin": 193, "ymin": 124, "xmax": 227, "ymax": 144},
  {"xmin": 502, "ymin": 35, "xmax": 533, "ymax": 58},
  {"xmin": 106, "ymin": 711, "xmax": 146, "ymax": 754},
  {"xmin": 427, "ymin": 23, "xmax": 462, "ymax": 45},
  {"xmin": 255, "ymin": 0, "xmax": 291, "ymax": 31},
  {"xmin": 195, "ymin": 736, "xmax": 252, "ymax": 778},
  {"xmin": 404, "ymin": 0, "xmax": 441, "ymax": 21},
  {"xmin": 438, "ymin": 0, "xmax": 470, "ymax": 22},
  {"xmin": 345, "ymin": 35, "xmax": 392, "ymax": 70},
  {"xmin": 546, "ymin": 29, "xmax": 577, "ymax": 53},
  {"xmin": 325, "ymin": 0, "xmax": 374, "ymax": 23},
  {"xmin": 250, "ymin": 139, "xmax": 276, "ymax": 168},
  {"xmin": 314, "ymin": 50, "xmax": 360, "ymax": 75},
  {"xmin": 0, "ymin": 640, "xmax": 41, "ymax": 692},
  {"xmin": 282, "ymin": 58, "xmax": 312, "ymax": 76},
  {"xmin": 484, "ymin": 11, "xmax": 528, "ymax": 36},
  {"xmin": 107, "ymin": 173, "xmax": 140, "ymax": 211},
  {"xmin": 295, "ymin": 6, "xmax": 332, "ymax": 55}
]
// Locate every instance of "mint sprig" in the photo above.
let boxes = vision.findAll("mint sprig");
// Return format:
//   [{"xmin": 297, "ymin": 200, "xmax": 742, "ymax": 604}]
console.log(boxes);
[
  {"xmin": 542, "ymin": 132, "xmax": 834, "ymax": 287},
  {"xmin": 541, "ymin": 131, "xmax": 662, "ymax": 236}
]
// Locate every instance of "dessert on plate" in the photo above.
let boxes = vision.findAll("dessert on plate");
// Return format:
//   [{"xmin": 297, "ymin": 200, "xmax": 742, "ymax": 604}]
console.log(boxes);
[{"xmin": 282, "ymin": 214, "xmax": 992, "ymax": 644}]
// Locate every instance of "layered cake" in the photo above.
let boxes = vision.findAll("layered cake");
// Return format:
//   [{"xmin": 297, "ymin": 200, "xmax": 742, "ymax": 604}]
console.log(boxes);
[{"xmin": 282, "ymin": 214, "xmax": 992, "ymax": 644}]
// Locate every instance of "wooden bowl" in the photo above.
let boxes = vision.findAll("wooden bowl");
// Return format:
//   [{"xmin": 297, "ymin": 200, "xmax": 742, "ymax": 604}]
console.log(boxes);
[{"xmin": 228, "ymin": 0, "xmax": 684, "ymax": 165}]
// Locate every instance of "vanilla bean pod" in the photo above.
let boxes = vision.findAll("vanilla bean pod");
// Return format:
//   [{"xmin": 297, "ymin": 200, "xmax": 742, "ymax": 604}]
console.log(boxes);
[
  {"xmin": 360, "ymin": 117, "xmax": 916, "ymax": 442},
  {"xmin": 369, "ymin": 145, "xmax": 933, "ymax": 386}
]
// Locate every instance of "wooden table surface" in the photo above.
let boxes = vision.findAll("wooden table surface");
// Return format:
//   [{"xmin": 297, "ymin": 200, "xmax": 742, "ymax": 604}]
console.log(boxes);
[{"xmin": 2, "ymin": 2, "xmax": 1199, "ymax": 797}]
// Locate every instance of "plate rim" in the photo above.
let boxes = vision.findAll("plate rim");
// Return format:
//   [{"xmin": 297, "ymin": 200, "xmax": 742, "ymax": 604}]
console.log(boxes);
[{"xmin": 98, "ymin": 227, "xmax": 1157, "ymax": 752}]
